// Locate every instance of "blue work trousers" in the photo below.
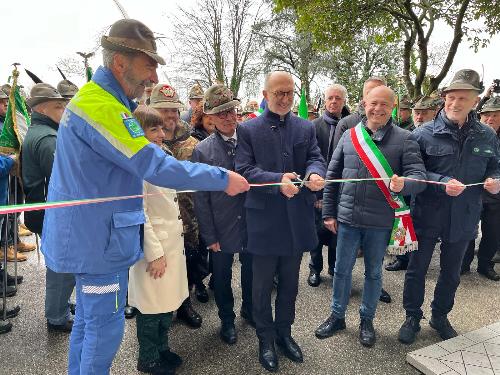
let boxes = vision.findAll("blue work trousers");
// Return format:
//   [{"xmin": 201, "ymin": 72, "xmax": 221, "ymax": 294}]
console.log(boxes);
[{"xmin": 68, "ymin": 269, "xmax": 128, "ymax": 375}]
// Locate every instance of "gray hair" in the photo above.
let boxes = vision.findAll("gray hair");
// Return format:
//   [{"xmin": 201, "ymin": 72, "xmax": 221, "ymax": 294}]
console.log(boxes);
[
  {"xmin": 364, "ymin": 76, "xmax": 387, "ymax": 87},
  {"xmin": 102, "ymin": 48, "xmax": 138, "ymax": 68},
  {"xmin": 324, "ymin": 84, "xmax": 348, "ymax": 101}
]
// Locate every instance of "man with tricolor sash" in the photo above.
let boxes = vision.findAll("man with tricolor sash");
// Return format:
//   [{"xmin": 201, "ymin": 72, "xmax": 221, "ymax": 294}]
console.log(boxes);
[
  {"xmin": 315, "ymin": 85, "xmax": 426, "ymax": 348},
  {"xmin": 399, "ymin": 69, "xmax": 500, "ymax": 345},
  {"xmin": 41, "ymin": 19, "xmax": 249, "ymax": 375}
]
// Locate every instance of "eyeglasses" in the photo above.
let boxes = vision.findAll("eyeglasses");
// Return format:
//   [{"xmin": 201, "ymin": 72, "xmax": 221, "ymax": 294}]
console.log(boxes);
[
  {"xmin": 272, "ymin": 90, "xmax": 294, "ymax": 100},
  {"xmin": 215, "ymin": 108, "xmax": 237, "ymax": 119}
]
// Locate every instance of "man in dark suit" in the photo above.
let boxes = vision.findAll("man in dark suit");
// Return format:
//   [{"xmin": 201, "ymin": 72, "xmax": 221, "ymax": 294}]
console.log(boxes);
[
  {"xmin": 235, "ymin": 71, "xmax": 326, "ymax": 373},
  {"xmin": 308, "ymin": 84, "xmax": 349, "ymax": 287}
]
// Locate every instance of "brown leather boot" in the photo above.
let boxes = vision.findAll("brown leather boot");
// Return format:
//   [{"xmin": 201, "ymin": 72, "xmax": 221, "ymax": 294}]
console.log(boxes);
[
  {"xmin": 17, "ymin": 242, "xmax": 36, "ymax": 253},
  {"xmin": 0, "ymin": 247, "xmax": 27, "ymax": 262}
]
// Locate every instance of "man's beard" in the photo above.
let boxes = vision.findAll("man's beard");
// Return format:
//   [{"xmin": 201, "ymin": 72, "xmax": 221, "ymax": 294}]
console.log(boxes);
[{"xmin": 123, "ymin": 69, "xmax": 149, "ymax": 99}]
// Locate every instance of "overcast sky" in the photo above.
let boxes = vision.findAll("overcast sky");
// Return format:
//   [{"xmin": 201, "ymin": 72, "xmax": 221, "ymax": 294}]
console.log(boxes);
[{"xmin": 2, "ymin": 0, "xmax": 499, "ymax": 101}]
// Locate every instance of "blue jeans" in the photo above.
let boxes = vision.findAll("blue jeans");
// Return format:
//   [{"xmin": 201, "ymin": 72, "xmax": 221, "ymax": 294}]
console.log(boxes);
[
  {"xmin": 331, "ymin": 223, "xmax": 391, "ymax": 321},
  {"xmin": 68, "ymin": 269, "xmax": 128, "ymax": 375},
  {"xmin": 45, "ymin": 267, "xmax": 75, "ymax": 325}
]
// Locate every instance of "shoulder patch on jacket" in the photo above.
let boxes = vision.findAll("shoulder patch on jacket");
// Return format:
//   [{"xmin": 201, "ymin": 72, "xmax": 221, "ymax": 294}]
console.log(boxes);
[{"xmin": 67, "ymin": 82, "xmax": 149, "ymax": 158}]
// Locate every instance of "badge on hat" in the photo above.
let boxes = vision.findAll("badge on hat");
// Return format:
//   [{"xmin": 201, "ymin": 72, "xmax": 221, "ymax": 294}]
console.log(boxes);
[
  {"xmin": 159, "ymin": 85, "xmax": 176, "ymax": 99},
  {"xmin": 121, "ymin": 113, "xmax": 145, "ymax": 138}
]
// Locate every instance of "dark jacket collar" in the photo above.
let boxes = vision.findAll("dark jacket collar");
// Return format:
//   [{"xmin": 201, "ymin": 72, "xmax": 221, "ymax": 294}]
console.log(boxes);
[
  {"xmin": 262, "ymin": 107, "xmax": 291, "ymax": 125},
  {"xmin": 361, "ymin": 118, "xmax": 393, "ymax": 142},
  {"xmin": 433, "ymin": 109, "xmax": 484, "ymax": 137},
  {"xmin": 91, "ymin": 66, "xmax": 138, "ymax": 113},
  {"xmin": 31, "ymin": 111, "xmax": 59, "ymax": 132}
]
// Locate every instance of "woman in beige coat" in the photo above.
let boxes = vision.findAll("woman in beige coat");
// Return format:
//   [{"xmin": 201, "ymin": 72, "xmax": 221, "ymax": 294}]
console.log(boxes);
[{"xmin": 128, "ymin": 106, "xmax": 187, "ymax": 375}]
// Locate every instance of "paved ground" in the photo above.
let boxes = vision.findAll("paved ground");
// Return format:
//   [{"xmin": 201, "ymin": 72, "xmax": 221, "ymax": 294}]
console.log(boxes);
[{"xmin": 0, "ymin": 234, "xmax": 499, "ymax": 375}]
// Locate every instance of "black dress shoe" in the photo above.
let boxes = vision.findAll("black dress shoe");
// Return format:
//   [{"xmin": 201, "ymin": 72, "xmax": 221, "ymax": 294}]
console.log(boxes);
[
  {"xmin": 220, "ymin": 323, "xmax": 237, "ymax": 345},
  {"xmin": 137, "ymin": 359, "xmax": 174, "ymax": 375},
  {"xmin": 359, "ymin": 318, "xmax": 376, "ymax": 347},
  {"xmin": 160, "ymin": 349, "xmax": 182, "ymax": 369},
  {"xmin": 276, "ymin": 335, "xmax": 303, "ymax": 363},
  {"xmin": 478, "ymin": 266, "xmax": 500, "ymax": 281},
  {"xmin": 429, "ymin": 315, "xmax": 457, "ymax": 340},
  {"xmin": 0, "ymin": 319, "xmax": 12, "ymax": 334},
  {"xmin": 259, "ymin": 341, "xmax": 278, "ymax": 372},
  {"xmin": 379, "ymin": 289, "xmax": 391, "ymax": 303},
  {"xmin": 177, "ymin": 299, "xmax": 202, "ymax": 328},
  {"xmin": 195, "ymin": 283, "xmax": 209, "ymax": 303},
  {"xmin": 398, "ymin": 316, "xmax": 421, "ymax": 345},
  {"xmin": 385, "ymin": 258, "xmax": 408, "ymax": 271},
  {"xmin": 0, "ymin": 270, "xmax": 23, "ymax": 285},
  {"xmin": 125, "ymin": 305, "xmax": 137, "ymax": 319},
  {"xmin": 307, "ymin": 271, "xmax": 321, "ymax": 287},
  {"xmin": 0, "ymin": 284, "xmax": 16, "ymax": 298},
  {"xmin": 0, "ymin": 305, "xmax": 20, "ymax": 319},
  {"xmin": 240, "ymin": 307, "xmax": 256, "ymax": 327},
  {"xmin": 47, "ymin": 317, "xmax": 73, "ymax": 333},
  {"xmin": 315, "ymin": 313, "xmax": 346, "ymax": 339}
]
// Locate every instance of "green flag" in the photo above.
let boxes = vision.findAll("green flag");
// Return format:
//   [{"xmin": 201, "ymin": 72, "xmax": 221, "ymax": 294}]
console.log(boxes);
[
  {"xmin": 0, "ymin": 69, "xmax": 30, "ymax": 154},
  {"xmin": 86, "ymin": 66, "xmax": 93, "ymax": 82},
  {"xmin": 298, "ymin": 87, "xmax": 308, "ymax": 119},
  {"xmin": 391, "ymin": 94, "xmax": 400, "ymax": 123}
]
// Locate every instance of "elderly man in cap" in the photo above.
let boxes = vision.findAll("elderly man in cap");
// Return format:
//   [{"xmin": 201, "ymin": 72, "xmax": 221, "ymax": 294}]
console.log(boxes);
[
  {"xmin": 42, "ymin": 19, "xmax": 249, "ymax": 375},
  {"xmin": 399, "ymin": 69, "xmax": 500, "ymax": 345},
  {"xmin": 149, "ymin": 83, "xmax": 209, "ymax": 327},
  {"xmin": 181, "ymin": 83, "xmax": 204, "ymax": 124},
  {"xmin": 236, "ymin": 71, "xmax": 325, "ymax": 372},
  {"xmin": 398, "ymin": 98, "xmax": 415, "ymax": 131},
  {"xmin": 461, "ymin": 97, "xmax": 500, "ymax": 281},
  {"xmin": 412, "ymin": 96, "xmax": 442, "ymax": 127},
  {"xmin": 22, "ymin": 83, "xmax": 77, "ymax": 333},
  {"xmin": 192, "ymin": 84, "xmax": 254, "ymax": 345}
]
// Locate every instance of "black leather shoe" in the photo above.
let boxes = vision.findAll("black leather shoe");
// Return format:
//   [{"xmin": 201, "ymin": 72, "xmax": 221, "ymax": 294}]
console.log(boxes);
[
  {"xmin": 0, "ymin": 305, "xmax": 20, "ymax": 319},
  {"xmin": 240, "ymin": 307, "xmax": 256, "ymax": 327},
  {"xmin": 429, "ymin": 315, "xmax": 457, "ymax": 340},
  {"xmin": 0, "ymin": 270, "xmax": 23, "ymax": 285},
  {"xmin": 159, "ymin": 349, "xmax": 182, "ymax": 369},
  {"xmin": 220, "ymin": 323, "xmax": 237, "ymax": 345},
  {"xmin": 379, "ymin": 289, "xmax": 392, "ymax": 304},
  {"xmin": 177, "ymin": 299, "xmax": 202, "ymax": 328},
  {"xmin": 478, "ymin": 266, "xmax": 500, "ymax": 281},
  {"xmin": 315, "ymin": 313, "xmax": 346, "ymax": 339},
  {"xmin": 276, "ymin": 335, "xmax": 303, "ymax": 363},
  {"xmin": 307, "ymin": 271, "xmax": 321, "ymax": 287},
  {"xmin": 125, "ymin": 305, "xmax": 137, "ymax": 319},
  {"xmin": 0, "ymin": 284, "xmax": 16, "ymax": 298},
  {"xmin": 195, "ymin": 283, "xmax": 209, "ymax": 303},
  {"xmin": 259, "ymin": 341, "xmax": 278, "ymax": 372},
  {"xmin": 385, "ymin": 258, "xmax": 408, "ymax": 271},
  {"xmin": 359, "ymin": 318, "xmax": 376, "ymax": 347},
  {"xmin": 0, "ymin": 319, "xmax": 12, "ymax": 334},
  {"xmin": 47, "ymin": 317, "xmax": 73, "ymax": 333},
  {"xmin": 137, "ymin": 359, "xmax": 174, "ymax": 375},
  {"xmin": 398, "ymin": 316, "xmax": 421, "ymax": 344}
]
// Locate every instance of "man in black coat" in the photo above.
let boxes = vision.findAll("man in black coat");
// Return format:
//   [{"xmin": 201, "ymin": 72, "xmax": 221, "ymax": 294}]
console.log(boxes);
[
  {"xmin": 314, "ymin": 86, "xmax": 426, "ymax": 348},
  {"xmin": 235, "ymin": 71, "xmax": 326, "ymax": 372},
  {"xmin": 308, "ymin": 84, "xmax": 349, "ymax": 287},
  {"xmin": 399, "ymin": 69, "xmax": 500, "ymax": 345},
  {"xmin": 192, "ymin": 84, "xmax": 253, "ymax": 345},
  {"xmin": 22, "ymin": 83, "xmax": 76, "ymax": 333}
]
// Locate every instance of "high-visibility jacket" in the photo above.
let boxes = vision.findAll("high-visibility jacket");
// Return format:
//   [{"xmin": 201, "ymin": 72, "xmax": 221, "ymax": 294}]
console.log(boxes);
[{"xmin": 42, "ymin": 67, "xmax": 228, "ymax": 275}]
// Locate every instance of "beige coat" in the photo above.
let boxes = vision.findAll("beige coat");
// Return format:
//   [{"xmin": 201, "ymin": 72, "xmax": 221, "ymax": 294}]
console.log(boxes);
[{"xmin": 128, "ymin": 182, "xmax": 188, "ymax": 314}]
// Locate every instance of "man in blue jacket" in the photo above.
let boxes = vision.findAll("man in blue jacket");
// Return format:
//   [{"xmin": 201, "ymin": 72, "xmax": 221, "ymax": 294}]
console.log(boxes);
[
  {"xmin": 235, "ymin": 71, "xmax": 326, "ymax": 372},
  {"xmin": 42, "ymin": 19, "xmax": 249, "ymax": 375},
  {"xmin": 399, "ymin": 69, "xmax": 500, "ymax": 345}
]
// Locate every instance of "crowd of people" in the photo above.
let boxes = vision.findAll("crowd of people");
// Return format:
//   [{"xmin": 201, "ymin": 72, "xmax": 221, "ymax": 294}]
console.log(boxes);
[{"xmin": 0, "ymin": 18, "xmax": 500, "ymax": 375}]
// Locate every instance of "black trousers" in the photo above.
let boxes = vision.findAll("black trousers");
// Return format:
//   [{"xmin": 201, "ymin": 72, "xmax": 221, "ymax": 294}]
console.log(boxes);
[
  {"xmin": 463, "ymin": 203, "xmax": 500, "ymax": 270},
  {"xmin": 403, "ymin": 236, "xmax": 469, "ymax": 319},
  {"xmin": 309, "ymin": 207, "xmax": 336, "ymax": 274},
  {"xmin": 212, "ymin": 251, "xmax": 252, "ymax": 325},
  {"xmin": 252, "ymin": 253, "xmax": 302, "ymax": 343}
]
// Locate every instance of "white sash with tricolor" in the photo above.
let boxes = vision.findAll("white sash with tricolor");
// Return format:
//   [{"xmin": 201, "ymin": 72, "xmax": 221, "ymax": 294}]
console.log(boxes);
[{"xmin": 350, "ymin": 123, "xmax": 418, "ymax": 255}]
